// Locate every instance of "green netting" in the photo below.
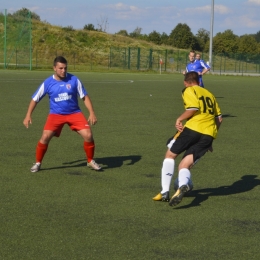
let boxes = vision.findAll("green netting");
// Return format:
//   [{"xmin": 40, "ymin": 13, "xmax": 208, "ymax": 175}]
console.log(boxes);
[
  {"xmin": 109, "ymin": 48, "xmax": 260, "ymax": 74},
  {"xmin": 0, "ymin": 9, "xmax": 32, "ymax": 69},
  {"xmin": 0, "ymin": 10, "xmax": 260, "ymax": 74}
]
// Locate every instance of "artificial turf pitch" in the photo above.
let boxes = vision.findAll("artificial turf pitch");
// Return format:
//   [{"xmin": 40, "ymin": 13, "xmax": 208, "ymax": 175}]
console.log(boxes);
[{"xmin": 0, "ymin": 70, "xmax": 260, "ymax": 259}]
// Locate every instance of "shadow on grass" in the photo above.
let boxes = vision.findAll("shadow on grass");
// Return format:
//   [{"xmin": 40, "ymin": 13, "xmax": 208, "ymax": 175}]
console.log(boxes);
[
  {"xmin": 222, "ymin": 114, "xmax": 237, "ymax": 118},
  {"xmin": 40, "ymin": 155, "xmax": 142, "ymax": 171},
  {"xmin": 175, "ymin": 175, "xmax": 260, "ymax": 209}
]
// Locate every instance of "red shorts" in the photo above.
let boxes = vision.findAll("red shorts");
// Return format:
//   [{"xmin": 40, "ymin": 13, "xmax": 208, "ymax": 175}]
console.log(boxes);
[{"xmin": 44, "ymin": 112, "xmax": 90, "ymax": 137}]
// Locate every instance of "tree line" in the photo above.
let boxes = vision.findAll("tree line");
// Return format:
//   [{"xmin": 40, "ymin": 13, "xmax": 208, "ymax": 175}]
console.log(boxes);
[
  {"xmin": 113, "ymin": 24, "xmax": 260, "ymax": 56},
  {"xmin": 85, "ymin": 22, "xmax": 260, "ymax": 56},
  {"xmin": 7, "ymin": 8, "xmax": 260, "ymax": 55}
]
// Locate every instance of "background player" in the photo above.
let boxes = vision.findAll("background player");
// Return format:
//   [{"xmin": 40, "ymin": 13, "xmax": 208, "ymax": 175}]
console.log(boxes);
[{"xmin": 183, "ymin": 50, "xmax": 210, "ymax": 87}]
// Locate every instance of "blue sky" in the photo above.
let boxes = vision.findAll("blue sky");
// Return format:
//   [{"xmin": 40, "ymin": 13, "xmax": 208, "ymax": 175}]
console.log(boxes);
[{"xmin": 1, "ymin": 0, "xmax": 260, "ymax": 36}]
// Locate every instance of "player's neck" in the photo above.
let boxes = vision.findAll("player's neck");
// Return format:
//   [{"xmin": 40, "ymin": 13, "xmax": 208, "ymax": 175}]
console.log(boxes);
[{"xmin": 54, "ymin": 74, "xmax": 66, "ymax": 81}]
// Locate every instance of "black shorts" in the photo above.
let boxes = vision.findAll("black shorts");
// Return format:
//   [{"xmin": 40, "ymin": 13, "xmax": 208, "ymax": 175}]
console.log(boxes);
[{"xmin": 169, "ymin": 127, "xmax": 213, "ymax": 162}]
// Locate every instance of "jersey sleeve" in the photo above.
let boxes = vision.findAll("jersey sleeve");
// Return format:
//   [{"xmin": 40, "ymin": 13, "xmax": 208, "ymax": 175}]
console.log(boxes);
[
  {"xmin": 183, "ymin": 87, "xmax": 199, "ymax": 110},
  {"xmin": 76, "ymin": 79, "xmax": 88, "ymax": 99},
  {"xmin": 32, "ymin": 82, "xmax": 46, "ymax": 102},
  {"xmin": 200, "ymin": 60, "xmax": 210, "ymax": 69}
]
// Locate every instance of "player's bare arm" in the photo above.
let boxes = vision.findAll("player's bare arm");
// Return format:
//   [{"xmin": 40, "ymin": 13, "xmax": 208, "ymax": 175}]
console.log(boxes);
[
  {"xmin": 202, "ymin": 68, "xmax": 210, "ymax": 75},
  {"xmin": 23, "ymin": 100, "xmax": 38, "ymax": 128},
  {"xmin": 215, "ymin": 116, "xmax": 222, "ymax": 130},
  {"xmin": 83, "ymin": 95, "xmax": 97, "ymax": 125}
]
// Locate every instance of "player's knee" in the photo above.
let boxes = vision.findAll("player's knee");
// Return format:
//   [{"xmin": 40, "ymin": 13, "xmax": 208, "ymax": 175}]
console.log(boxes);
[
  {"xmin": 40, "ymin": 132, "xmax": 54, "ymax": 144},
  {"xmin": 165, "ymin": 149, "xmax": 177, "ymax": 159},
  {"xmin": 78, "ymin": 129, "xmax": 93, "ymax": 141}
]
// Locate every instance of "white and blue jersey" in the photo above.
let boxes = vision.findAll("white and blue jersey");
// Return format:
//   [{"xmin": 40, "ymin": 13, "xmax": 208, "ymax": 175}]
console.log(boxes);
[
  {"xmin": 186, "ymin": 59, "xmax": 210, "ymax": 87},
  {"xmin": 32, "ymin": 73, "xmax": 87, "ymax": 115}
]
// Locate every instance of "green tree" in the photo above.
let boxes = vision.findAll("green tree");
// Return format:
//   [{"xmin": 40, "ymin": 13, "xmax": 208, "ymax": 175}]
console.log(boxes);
[
  {"xmin": 169, "ymin": 23, "xmax": 194, "ymax": 49},
  {"xmin": 129, "ymin": 27, "xmax": 142, "ymax": 38},
  {"xmin": 196, "ymin": 28, "xmax": 210, "ymax": 51},
  {"xmin": 12, "ymin": 7, "xmax": 40, "ymax": 21},
  {"xmin": 115, "ymin": 30, "xmax": 129, "ymax": 36},
  {"xmin": 253, "ymin": 30, "xmax": 260, "ymax": 43},
  {"xmin": 160, "ymin": 32, "xmax": 169, "ymax": 45},
  {"xmin": 83, "ymin": 24, "xmax": 96, "ymax": 31},
  {"xmin": 148, "ymin": 30, "xmax": 161, "ymax": 45},
  {"xmin": 237, "ymin": 35, "xmax": 259, "ymax": 54},
  {"xmin": 213, "ymin": 30, "xmax": 239, "ymax": 54}
]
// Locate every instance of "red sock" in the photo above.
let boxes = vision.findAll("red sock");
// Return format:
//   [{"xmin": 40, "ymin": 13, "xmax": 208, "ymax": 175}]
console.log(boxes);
[
  {"xmin": 84, "ymin": 141, "xmax": 95, "ymax": 163},
  {"xmin": 36, "ymin": 142, "xmax": 48, "ymax": 163}
]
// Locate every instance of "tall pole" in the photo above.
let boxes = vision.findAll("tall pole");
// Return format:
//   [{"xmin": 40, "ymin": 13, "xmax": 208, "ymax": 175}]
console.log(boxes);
[
  {"xmin": 4, "ymin": 9, "xmax": 7, "ymax": 69},
  {"xmin": 209, "ymin": 0, "xmax": 214, "ymax": 67},
  {"xmin": 29, "ymin": 11, "xmax": 32, "ymax": 71}
]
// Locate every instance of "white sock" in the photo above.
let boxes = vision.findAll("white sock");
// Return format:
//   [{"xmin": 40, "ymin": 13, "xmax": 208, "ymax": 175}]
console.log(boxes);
[
  {"xmin": 161, "ymin": 158, "xmax": 175, "ymax": 193},
  {"xmin": 178, "ymin": 168, "xmax": 191, "ymax": 187}
]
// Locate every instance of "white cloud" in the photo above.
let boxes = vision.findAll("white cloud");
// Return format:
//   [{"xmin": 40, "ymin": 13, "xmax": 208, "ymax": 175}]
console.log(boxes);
[
  {"xmin": 185, "ymin": 5, "xmax": 230, "ymax": 15},
  {"xmin": 246, "ymin": 0, "xmax": 260, "ymax": 5},
  {"xmin": 238, "ymin": 15, "xmax": 260, "ymax": 27},
  {"xmin": 102, "ymin": 2, "xmax": 144, "ymax": 20},
  {"xmin": 215, "ymin": 5, "xmax": 231, "ymax": 14},
  {"xmin": 29, "ymin": 6, "xmax": 40, "ymax": 12},
  {"xmin": 222, "ymin": 14, "xmax": 260, "ymax": 32},
  {"xmin": 45, "ymin": 7, "xmax": 67, "ymax": 15},
  {"xmin": 104, "ymin": 3, "xmax": 140, "ymax": 12}
]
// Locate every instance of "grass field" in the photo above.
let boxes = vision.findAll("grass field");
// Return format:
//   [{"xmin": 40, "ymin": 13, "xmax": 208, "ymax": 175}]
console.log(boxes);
[{"xmin": 1, "ymin": 70, "xmax": 260, "ymax": 260}]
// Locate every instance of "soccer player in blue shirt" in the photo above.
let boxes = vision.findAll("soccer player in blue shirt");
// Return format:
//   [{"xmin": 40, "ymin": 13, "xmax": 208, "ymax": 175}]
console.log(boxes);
[
  {"xmin": 23, "ymin": 56, "xmax": 101, "ymax": 172},
  {"xmin": 182, "ymin": 51, "xmax": 210, "ymax": 87}
]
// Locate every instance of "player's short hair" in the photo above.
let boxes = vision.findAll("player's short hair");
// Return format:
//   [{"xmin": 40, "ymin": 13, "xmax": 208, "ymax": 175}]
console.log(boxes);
[
  {"xmin": 184, "ymin": 71, "xmax": 199, "ymax": 85},
  {"xmin": 53, "ymin": 56, "xmax": 67, "ymax": 66}
]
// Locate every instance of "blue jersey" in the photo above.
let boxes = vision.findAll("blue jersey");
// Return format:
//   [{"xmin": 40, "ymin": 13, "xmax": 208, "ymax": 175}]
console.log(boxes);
[
  {"xmin": 32, "ymin": 73, "xmax": 87, "ymax": 115},
  {"xmin": 186, "ymin": 59, "xmax": 210, "ymax": 87},
  {"xmin": 186, "ymin": 59, "xmax": 210, "ymax": 73}
]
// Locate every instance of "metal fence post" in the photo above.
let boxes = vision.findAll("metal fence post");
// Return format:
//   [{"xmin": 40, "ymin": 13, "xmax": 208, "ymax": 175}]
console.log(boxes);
[
  {"xmin": 224, "ymin": 53, "xmax": 226, "ymax": 72},
  {"xmin": 220, "ymin": 54, "xmax": 222, "ymax": 75},
  {"xmin": 73, "ymin": 52, "xmax": 76, "ymax": 70},
  {"xmin": 165, "ymin": 49, "xmax": 167, "ymax": 71},
  {"xmin": 149, "ymin": 49, "xmax": 153, "ymax": 69},
  {"xmin": 137, "ymin": 48, "xmax": 140, "ymax": 70},
  {"xmin": 128, "ymin": 47, "xmax": 130, "ymax": 69},
  {"xmin": 4, "ymin": 9, "xmax": 7, "ymax": 69}
]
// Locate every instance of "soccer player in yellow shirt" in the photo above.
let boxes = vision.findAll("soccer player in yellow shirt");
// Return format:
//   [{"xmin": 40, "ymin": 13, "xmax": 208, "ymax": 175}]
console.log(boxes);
[{"xmin": 153, "ymin": 71, "xmax": 222, "ymax": 206}]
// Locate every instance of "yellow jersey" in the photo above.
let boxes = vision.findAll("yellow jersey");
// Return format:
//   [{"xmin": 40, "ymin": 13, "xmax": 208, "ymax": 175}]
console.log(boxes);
[{"xmin": 182, "ymin": 85, "xmax": 222, "ymax": 138}]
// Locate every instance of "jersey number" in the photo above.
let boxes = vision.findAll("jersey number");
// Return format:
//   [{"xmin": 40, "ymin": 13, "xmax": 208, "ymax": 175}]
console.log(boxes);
[{"xmin": 199, "ymin": 96, "xmax": 214, "ymax": 115}]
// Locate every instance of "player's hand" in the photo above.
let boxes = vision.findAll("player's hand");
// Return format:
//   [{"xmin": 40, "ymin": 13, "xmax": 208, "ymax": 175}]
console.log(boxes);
[
  {"xmin": 23, "ymin": 117, "xmax": 32, "ymax": 128},
  {"xmin": 175, "ymin": 119, "xmax": 183, "ymax": 132},
  {"xmin": 208, "ymin": 146, "xmax": 213, "ymax": 152},
  {"xmin": 88, "ymin": 114, "xmax": 97, "ymax": 125}
]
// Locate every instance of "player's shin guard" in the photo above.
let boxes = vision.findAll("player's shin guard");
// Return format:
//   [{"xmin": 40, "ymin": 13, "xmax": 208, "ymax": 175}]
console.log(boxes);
[
  {"xmin": 36, "ymin": 142, "xmax": 48, "ymax": 163},
  {"xmin": 84, "ymin": 141, "xmax": 95, "ymax": 163},
  {"xmin": 161, "ymin": 158, "xmax": 175, "ymax": 193}
]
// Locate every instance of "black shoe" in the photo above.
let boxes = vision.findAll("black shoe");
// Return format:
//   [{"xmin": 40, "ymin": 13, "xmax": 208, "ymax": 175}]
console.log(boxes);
[{"xmin": 169, "ymin": 185, "xmax": 189, "ymax": 206}]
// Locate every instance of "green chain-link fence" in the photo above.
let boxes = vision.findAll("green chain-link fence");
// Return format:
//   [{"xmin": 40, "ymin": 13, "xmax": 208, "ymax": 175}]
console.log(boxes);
[
  {"xmin": 0, "ymin": 9, "xmax": 32, "ymax": 69},
  {"xmin": 1, "ymin": 10, "xmax": 260, "ymax": 74},
  {"xmin": 109, "ymin": 48, "xmax": 260, "ymax": 75}
]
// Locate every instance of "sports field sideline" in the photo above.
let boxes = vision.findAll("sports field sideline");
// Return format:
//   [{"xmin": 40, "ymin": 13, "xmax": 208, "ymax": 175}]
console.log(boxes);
[{"xmin": 0, "ymin": 70, "xmax": 260, "ymax": 259}]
